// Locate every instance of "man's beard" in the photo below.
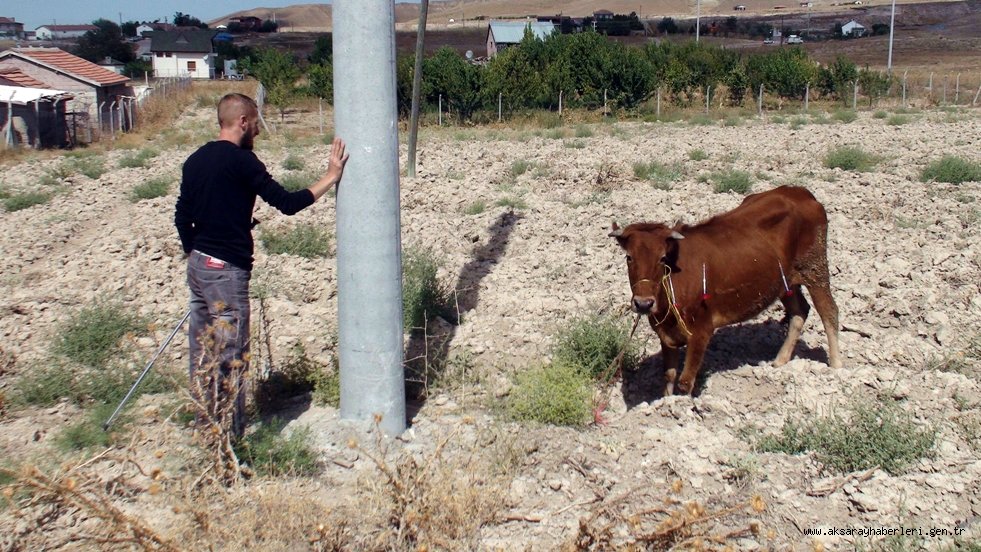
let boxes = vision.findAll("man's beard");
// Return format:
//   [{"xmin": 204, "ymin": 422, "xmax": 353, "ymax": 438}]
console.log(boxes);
[{"xmin": 241, "ymin": 134, "xmax": 254, "ymax": 151}]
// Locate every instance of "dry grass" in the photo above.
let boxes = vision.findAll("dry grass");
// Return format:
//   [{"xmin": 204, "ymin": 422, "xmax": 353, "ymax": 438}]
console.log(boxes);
[{"xmin": 567, "ymin": 482, "xmax": 770, "ymax": 550}]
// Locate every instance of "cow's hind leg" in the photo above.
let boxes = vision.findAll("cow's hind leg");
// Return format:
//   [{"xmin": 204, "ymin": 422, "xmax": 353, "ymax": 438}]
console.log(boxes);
[
  {"xmin": 775, "ymin": 285, "xmax": 809, "ymax": 366},
  {"xmin": 806, "ymin": 283, "xmax": 843, "ymax": 368}
]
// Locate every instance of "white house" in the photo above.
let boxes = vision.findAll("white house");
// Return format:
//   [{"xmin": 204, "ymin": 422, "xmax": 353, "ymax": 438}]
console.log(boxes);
[
  {"xmin": 34, "ymin": 24, "xmax": 97, "ymax": 40},
  {"xmin": 841, "ymin": 20, "xmax": 866, "ymax": 37},
  {"xmin": 148, "ymin": 30, "xmax": 216, "ymax": 79},
  {"xmin": 486, "ymin": 21, "xmax": 556, "ymax": 58}
]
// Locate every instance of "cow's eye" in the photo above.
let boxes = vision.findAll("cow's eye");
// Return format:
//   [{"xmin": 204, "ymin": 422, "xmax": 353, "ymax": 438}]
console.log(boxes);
[{"xmin": 625, "ymin": 254, "xmax": 633, "ymax": 263}]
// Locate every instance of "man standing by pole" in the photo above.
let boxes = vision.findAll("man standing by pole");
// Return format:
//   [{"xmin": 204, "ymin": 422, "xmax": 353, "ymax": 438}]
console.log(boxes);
[{"xmin": 175, "ymin": 93, "xmax": 348, "ymax": 437}]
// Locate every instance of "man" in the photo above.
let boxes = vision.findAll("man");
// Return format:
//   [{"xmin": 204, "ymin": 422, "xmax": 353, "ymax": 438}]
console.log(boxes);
[{"xmin": 175, "ymin": 93, "xmax": 348, "ymax": 436}]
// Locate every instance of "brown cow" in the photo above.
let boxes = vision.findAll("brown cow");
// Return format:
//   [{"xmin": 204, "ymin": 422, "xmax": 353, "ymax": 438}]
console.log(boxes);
[{"xmin": 610, "ymin": 185, "xmax": 842, "ymax": 395}]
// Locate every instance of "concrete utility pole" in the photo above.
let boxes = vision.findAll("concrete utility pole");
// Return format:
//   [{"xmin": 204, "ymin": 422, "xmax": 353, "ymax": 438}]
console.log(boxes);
[
  {"xmin": 887, "ymin": 0, "xmax": 897, "ymax": 71},
  {"xmin": 407, "ymin": 0, "xmax": 429, "ymax": 178},
  {"xmin": 695, "ymin": 0, "xmax": 702, "ymax": 42},
  {"xmin": 333, "ymin": 0, "xmax": 406, "ymax": 437}
]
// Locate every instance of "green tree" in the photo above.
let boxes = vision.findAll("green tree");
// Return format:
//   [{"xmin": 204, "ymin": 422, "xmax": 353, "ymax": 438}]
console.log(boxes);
[
  {"xmin": 173, "ymin": 12, "xmax": 207, "ymax": 28},
  {"xmin": 395, "ymin": 54, "xmax": 415, "ymax": 117},
  {"xmin": 306, "ymin": 62, "xmax": 333, "ymax": 104},
  {"xmin": 308, "ymin": 34, "xmax": 333, "ymax": 64},
  {"xmin": 73, "ymin": 19, "xmax": 136, "ymax": 64},
  {"xmin": 746, "ymin": 46, "xmax": 816, "ymax": 100},
  {"xmin": 123, "ymin": 59, "xmax": 153, "ymax": 79},
  {"xmin": 816, "ymin": 55, "xmax": 858, "ymax": 102},
  {"xmin": 239, "ymin": 48, "xmax": 301, "ymax": 122},
  {"xmin": 858, "ymin": 66, "xmax": 893, "ymax": 106},
  {"xmin": 423, "ymin": 47, "xmax": 484, "ymax": 120},
  {"xmin": 120, "ymin": 21, "xmax": 139, "ymax": 38}
]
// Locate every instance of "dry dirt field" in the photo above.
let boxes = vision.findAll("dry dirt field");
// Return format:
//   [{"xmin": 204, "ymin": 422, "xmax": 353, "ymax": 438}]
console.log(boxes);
[{"xmin": 0, "ymin": 89, "xmax": 979, "ymax": 550}]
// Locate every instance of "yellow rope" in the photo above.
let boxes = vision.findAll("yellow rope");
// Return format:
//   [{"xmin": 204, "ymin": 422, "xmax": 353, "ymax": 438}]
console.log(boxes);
[{"xmin": 659, "ymin": 265, "xmax": 694, "ymax": 337}]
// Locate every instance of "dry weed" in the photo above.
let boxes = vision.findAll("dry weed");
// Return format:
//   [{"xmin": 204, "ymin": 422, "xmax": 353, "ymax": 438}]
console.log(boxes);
[
  {"xmin": 567, "ymin": 483, "xmax": 769, "ymax": 551},
  {"xmin": 0, "ymin": 448, "xmax": 178, "ymax": 551},
  {"xmin": 185, "ymin": 320, "xmax": 252, "ymax": 486},
  {"xmin": 357, "ymin": 419, "xmax": 509, "ymax": 551}
]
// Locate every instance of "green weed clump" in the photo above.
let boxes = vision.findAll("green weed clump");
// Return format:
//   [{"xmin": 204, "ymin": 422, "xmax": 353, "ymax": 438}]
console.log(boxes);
[
  {"xmin": 551, "ymin": 312, "xmax": 639, "ymax": 379},
  {"xmin": 633, "ymin": 161, "xmax": 682, "ymax": 190},
  {"xmin": 463, "ymin": 200, "xmax": 487, "ymax": 215},
  {"xmin": 72, "ymin": 156, "xmax": 106, "ymax": 179},
  {"xmin": 712, "ymin": 170, "xmax": 753, "ymax": 194},
  {"xmin": 824, "ymin": 146, "xmax": 878, "ymax": 172},
  {"xmin": 56, "ymin": 403, "xmax": 122, "ymax": 451},
  {"xmin": 509, "ymin": 159, "xmax": 532, "ymax": 177},
  {"xmin": 688, "ymin": 149, "xmax": 709, "ymax": 161},
  {"xmin": 282, "ymin": 153, "xmax": 305, "ymax": 171},
  {"xmin": 757, "ymin": 399, "xmax": 936, "ymax": 475},
  {"xmin": 279, "ymin": 172, "xmax": 316, "ymax": 192},
  {"xmin": 495, "ymin": 196, "xmax": 527, "ymax": 210},
  {"xmin": 11, "ymin": 362, "xmax": 74, "ymax": 407},
  {"xmin": 118, "ymin": 148, "xmax": 158, "ymax": 169},
  {"xmin": 505, "ymin": 362, "xmax": 593, "ymax": 426},
  {"xmin": 920, "ymin": 156, "xmax": 981, "ymax": 185},
  {"xmin": 129, "ymin": 177, "xmax": 171, "ymax": 202},
  {"xmin": 831, "ymin": 109, "xmax": 858, "ymax": 123},
  {"xmin": 260, "ymin": 224, "xmax": 331, "ymax": 258},
  {"xmin": 235, "ymin": 419, "xmax": 319, "ymax": 476},
  {"xmin": 3, "ymin": 191, "xmax": 51, "ymax": 212},
  {"xmin": 574, "ymin": 125, "xmax": 594, "ymax": 138},
  {"xmin": 886, "ymin": 114, "xmax": 911, "ymax": 126},
  {"xmin": 402, "ymin": 246, "xmax": 451, "ymax": 330},
  {"xmin": 52, "ymin": 301, "xmax": 145, "ymax": 369}
]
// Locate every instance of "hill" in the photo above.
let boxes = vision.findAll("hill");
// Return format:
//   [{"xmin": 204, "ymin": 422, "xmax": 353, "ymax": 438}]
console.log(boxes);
[{"xmin": 210, "ymin": 0, "xmax": 970, "ymax": 31}]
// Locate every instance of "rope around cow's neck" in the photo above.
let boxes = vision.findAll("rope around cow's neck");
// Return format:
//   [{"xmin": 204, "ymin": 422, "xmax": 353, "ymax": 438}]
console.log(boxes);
[{"xmin": 659, "ymin": 265, "xmax": 694, "ymax": 337}]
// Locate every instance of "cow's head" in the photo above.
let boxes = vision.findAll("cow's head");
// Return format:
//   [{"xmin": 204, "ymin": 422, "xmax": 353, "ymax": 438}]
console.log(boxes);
[{"xmin": 609, "ymin": 222, "xmax": 685, "ymax": 314}]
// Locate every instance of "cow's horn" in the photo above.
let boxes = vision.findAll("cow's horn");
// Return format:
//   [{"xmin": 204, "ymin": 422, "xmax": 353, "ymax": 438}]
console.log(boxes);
[
  {"xmin": 608, "ymin": 222, "xmax": 623, "ymax": 238},
  {"xmin": 670, "ymin": 231, "xmax": 685, "ymax": 240}
]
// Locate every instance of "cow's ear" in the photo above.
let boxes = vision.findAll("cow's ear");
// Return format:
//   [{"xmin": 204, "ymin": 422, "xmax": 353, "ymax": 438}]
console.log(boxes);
[
  {"xmin": 608, "ymin": 222, "xmax": 623, "ymax": 238},
  {"xmin": 663, "ymin": 235, "xmax": 682, "ymax": 272}
]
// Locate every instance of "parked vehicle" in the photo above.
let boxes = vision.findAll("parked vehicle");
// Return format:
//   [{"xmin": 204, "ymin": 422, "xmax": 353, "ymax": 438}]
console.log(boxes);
[{"xmin": 787, "ymin": 34, "xmax": 804, "ymax": 44}]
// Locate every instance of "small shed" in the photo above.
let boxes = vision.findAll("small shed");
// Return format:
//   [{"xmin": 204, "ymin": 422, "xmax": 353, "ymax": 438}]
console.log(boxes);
[
  {"xmin": 841, "ymin": 20, "xmax": 866, "ymax": 37},
  {"xmin": 486, "ymin": 21, "xmax": 556, "ymax": 58},
  {"xmin": 1, "ymin": 84, "xmax": 74, "ymax": 148}
]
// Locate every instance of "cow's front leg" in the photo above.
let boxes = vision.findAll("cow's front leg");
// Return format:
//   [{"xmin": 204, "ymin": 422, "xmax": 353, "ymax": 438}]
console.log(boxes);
[
  {"xmin": 677, "ymin": 330, "xmax": 712, "ymax": 395},
  {"xmin": 661, "ymin": 344, "xmax": 680, "ymax": 397}
]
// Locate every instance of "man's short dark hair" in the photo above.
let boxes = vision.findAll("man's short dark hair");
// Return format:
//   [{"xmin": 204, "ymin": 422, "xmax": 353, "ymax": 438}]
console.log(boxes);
[{"xmin": 217, "ymin": 93, "xmax": 257, "ymax": 128}]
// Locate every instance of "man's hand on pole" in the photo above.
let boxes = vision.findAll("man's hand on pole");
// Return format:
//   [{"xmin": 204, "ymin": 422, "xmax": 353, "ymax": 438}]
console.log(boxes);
[{"xmin": 309, "ymin": 137, "xmax": 349, "ymax": 200}]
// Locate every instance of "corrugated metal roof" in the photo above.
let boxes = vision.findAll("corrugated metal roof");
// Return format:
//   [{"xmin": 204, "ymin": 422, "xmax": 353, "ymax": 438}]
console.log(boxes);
[
  {"xmin": 0, "ymin": 68, "xmax": 48, "ymax": 88},
  {"xmin": 0, "ymin": 84, "xmax": 73, "ymax": 105},
  {"xmin": 36, "ymin": 24, "xmax": 97, "ymax": 32},
  {"xmin": 1, "ymin": 48, "xmax": 129, "ymax": 87},
  {"xmin": 489, "ymin": 21, "xmax": 556, "ymax": 45}
]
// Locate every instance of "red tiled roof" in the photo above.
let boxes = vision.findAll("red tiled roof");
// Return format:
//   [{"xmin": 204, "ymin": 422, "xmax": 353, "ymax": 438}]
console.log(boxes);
[
  {"xmin": 0, "ymin": 68, "xmax": 49, "ymax": 88},
  {"xmin": 7, "ymin": 48, "xmax": 129, "ymax": 87},
  {"xmin": 0, "ymin": 17, "xmax": 18, "ymax": 24}
]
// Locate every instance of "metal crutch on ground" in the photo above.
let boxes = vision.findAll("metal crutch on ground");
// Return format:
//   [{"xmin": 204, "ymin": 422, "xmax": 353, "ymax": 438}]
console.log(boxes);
[{"xmin": 103, "ymin": 310, "xmax": 191, "ymax": 431}]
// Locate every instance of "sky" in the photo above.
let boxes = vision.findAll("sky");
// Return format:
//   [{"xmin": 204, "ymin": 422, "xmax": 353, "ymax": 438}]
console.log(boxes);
[{"xmin": 6, "ymin": 0, "xmax": 420, "ymax": 33}]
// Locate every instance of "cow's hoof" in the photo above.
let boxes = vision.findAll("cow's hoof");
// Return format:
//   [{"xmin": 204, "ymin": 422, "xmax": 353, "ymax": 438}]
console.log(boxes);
[{"xmin": 676, "ymin": 379, "xmax": 694, "ymax": 395}]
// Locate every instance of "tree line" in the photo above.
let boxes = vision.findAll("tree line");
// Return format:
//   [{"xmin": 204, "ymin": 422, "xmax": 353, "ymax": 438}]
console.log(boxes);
[{"xmin": 239, "ymin": 29, "xmax": 895, "ymax": 121}]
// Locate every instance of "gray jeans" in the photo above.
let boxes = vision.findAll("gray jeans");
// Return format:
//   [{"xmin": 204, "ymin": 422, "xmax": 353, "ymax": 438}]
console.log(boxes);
[{"xmin": 186, "ymin": 250, "xmax": 251, "ymax": 437}]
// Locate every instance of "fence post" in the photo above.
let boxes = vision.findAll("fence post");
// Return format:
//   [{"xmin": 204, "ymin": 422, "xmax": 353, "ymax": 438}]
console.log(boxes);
[
  {"xmin": 758, "ymin": 84, "xmax": 764, "ymax": 116},
  {"xmin": 705, "ymin": 86, "xmax": 710, "ymax": 113},
  {"xmin": 438, "ymin": 94, "xmax": 442, "ymax": 126},
  {"xmin": 498, "ymin": 92, "xmax": 502, "ymax": 122},
  {"xmin": 97, "ymin": 101, "xmax": 105, "ymax": 141},
  {"xmin": 902, "ymin": 70, "xmax": 907, "ymax": 107},
  {"xmin": 955, "ymin": 73, "xmax": 960, "ymax": 104},
  {"xmin": 318, "ymin": 97, "xmax": 324, "ymax": 135},
  {"xmin": 656, "ymin": 88, "xmax": 661, "ymax": 119},
  {"xmin": 852, "ymin": 81, "xmax": 858, "ymax": 110},
  {"xmin": 943, "ymin": 74, "xmax": 948, "ymax": 105},
  {"xmin": 558, "ymin": 90, "xmax": 563, "ymax": 116},
  {"xmin": 109, "ymin": 101, "xmax": 117, "ymax": 140},
  {"xmin": 603, "ymin": 88, "xmax": 608, "ymax": 116},
  {"xmin": 5, "ymin": 98, "xmax": 12, "ymax": 147},
  {"xmin": 974, "ymin": 75, "xmax": 981, "ymax": 106},
  {"xmin": 34, "ymin": 100, "xmax": 40, "ymax": 148},
  {"xmin": 804, "ymin": 83, "xmax": 809, "ymax": 112}
]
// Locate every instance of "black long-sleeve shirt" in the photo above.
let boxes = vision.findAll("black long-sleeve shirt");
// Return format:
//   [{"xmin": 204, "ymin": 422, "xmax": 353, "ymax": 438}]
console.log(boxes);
[{"xmin": 175, "ymin": 140, "xmax": 314, "ymax": 271}]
